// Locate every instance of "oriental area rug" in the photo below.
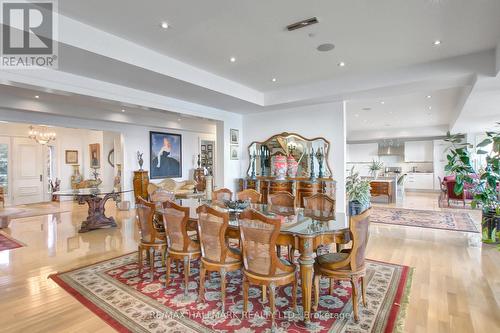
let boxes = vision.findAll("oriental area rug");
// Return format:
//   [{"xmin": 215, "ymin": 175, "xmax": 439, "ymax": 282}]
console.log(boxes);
[
  {"xmin": 50, "ymin": 253, "xmax": 413, "ymax": 333},
  {"xmin": 0, "ymin": 231, "xmax": 24, "ymax": 251},
  {"xmin": 370, "ymin": 207, "xmax": 479, "ymax": 233}
]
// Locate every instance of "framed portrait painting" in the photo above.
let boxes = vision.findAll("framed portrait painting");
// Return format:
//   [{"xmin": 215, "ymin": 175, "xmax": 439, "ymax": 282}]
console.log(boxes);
[
  {"xmin": 65, "ymin": 150, "xmax": 78, "ymax": 164},
  {"xmin": 150, "ymin": 131, "xmax": 182, "ymax": 179},
  {"xmin": 89, "ymin": 144, "xmax": 100, "ymax": 168}
]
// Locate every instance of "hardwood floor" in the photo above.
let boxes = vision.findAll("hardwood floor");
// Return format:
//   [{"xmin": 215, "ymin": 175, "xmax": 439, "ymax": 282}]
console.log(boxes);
[{"xmin": 0, "ymin": 193, "xmax": 499, "ymax": 332}]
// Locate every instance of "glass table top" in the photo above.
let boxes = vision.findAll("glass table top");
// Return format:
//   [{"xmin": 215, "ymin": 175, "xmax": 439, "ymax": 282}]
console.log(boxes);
[
  {"xmin": 53, "ymin": 187, "xmax": 132, "ymax": 196},
  {"xmin": 157, "ymin": 198, "xmax": 348, "ymax": 236}
]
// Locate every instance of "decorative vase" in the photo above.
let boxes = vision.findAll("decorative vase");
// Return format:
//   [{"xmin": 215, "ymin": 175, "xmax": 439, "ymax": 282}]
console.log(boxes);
[
  {"xmin": 194, "ymin": 168, "xmax": 206, "ymax": 192},
  {"xmin": 274, "ymin": 155, "xmax": 288, "ymax": 180},
  {"xmin": 287, "ymin": 155, "xmax": 298, "ymax": 178},
  {"xmin": 71, "ymin": 165, "xmax": 82, "ymax": 189}
]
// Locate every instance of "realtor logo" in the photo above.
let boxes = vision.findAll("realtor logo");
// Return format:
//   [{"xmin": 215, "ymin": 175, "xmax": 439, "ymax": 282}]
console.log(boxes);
[{"xmin": 1, "ymin": 0, "xmax": 58, "ymax": 68}]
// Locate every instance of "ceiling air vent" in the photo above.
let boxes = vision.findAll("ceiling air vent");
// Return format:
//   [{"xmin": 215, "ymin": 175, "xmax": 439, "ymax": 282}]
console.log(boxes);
[{"xmin": 286, "ymin": 17, "xmax": 319, "ymax": 31}]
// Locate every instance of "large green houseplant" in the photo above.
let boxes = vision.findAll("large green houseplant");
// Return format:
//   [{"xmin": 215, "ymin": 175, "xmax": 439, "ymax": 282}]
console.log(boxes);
[
  {"xmin": 445, "ymin": 126, "xmax": 499, "ymax": 243},
  {"xmin": 346, "ymin": 167, "xmax": 372, "ymax": 215}
]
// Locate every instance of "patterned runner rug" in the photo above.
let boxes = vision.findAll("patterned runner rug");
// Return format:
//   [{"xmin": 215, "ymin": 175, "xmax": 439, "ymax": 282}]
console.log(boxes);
[
  {"xmin": 371, "ymin": 207, "xmax": 478, "ymax": 233},
  {"xmin": 50, "ymin": 253, "xmax": 413, "ymax": 333},
  {"xmin": 0, "ymin": 231, "xmax": 24, "ymax": 251}
]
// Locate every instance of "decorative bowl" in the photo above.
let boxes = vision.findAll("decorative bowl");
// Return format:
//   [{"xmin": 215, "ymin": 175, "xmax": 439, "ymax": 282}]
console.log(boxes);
[{"xmin": 223, "ymin": 200, "xmax": 250, "ymax": 211}]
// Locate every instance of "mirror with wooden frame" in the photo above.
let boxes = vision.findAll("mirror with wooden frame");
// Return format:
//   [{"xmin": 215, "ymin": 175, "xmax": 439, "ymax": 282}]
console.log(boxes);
[{"xmin": 246, "ymin": 132, "xmax": 332, "ymax": 178}]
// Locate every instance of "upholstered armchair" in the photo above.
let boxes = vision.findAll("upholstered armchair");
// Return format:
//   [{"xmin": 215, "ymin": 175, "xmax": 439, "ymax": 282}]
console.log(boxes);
[{"xmin": 443, "ymin": 175, "xmax": 474, "ymax": 206}]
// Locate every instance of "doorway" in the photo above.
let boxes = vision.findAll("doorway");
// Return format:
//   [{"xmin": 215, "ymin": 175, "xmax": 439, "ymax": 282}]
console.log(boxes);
[{"xmin": 12, "ymin": 137, "xmax": 45, "ymax": 205}]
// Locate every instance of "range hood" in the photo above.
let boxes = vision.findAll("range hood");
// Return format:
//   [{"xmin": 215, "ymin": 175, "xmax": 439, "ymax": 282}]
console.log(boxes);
[{"xmin": 378, "ymin": 142, "xmax": 404, "ymax": 156}]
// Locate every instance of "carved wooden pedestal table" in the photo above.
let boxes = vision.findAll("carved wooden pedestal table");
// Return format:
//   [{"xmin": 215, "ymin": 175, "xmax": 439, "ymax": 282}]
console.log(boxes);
[{"xmin": 54, "ymin": 187, "xmax": 132, "ymax": 233}]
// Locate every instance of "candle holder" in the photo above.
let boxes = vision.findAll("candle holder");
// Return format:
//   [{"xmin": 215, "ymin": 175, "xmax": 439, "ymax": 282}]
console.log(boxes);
[
  {"xmin": 250, "ymin": 152, "xmax": 257, "ymax": 179},
  {"xmin": 315, "ymin": 147, "xmax": 325, "ymax": 178},
  {"xmin": 309, "ymin": 148, "xmax": 317, "ymax": 182}
]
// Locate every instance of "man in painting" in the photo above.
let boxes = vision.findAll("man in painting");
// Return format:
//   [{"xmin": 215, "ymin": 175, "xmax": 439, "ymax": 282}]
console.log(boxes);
[{"xmin": 151, "ymin": 137, "xmax": 180, "ymax": 177}]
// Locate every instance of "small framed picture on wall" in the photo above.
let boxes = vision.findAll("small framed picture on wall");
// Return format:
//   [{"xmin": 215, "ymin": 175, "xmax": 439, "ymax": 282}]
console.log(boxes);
[
  {"xmin": 230, "ymin": 145, "xmax": 239, "ymax": 160},
  {"xmin": 65, "ymin": 150, "xmax": 78, "ymax": 164},
  {"xmin": 201, "ymin": 145, "xmax": 206, "ymax": 151},
  {"xmin": 207, "ymin": 144, "xmax": 213, "ymax": 151},
  {"xmin": 230, "ymin": 129, "xmax": 239, "ymax": 144},
  {"xmin": 208, "ymin": 151, "xmax": 213, "ymax": 158}
]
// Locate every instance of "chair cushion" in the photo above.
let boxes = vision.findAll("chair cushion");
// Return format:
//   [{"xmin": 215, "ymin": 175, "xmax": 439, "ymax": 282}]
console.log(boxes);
[{"xmin": 316, "ymin": 252, "xmax": 350, "ymax": 270}]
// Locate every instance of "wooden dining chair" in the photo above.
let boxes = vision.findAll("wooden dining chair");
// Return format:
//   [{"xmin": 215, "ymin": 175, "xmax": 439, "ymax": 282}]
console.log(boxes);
[
  {"xmin": 149, "ymin": 190, "xmax": 175, "ymax": 232},
  {"xmin": 313, "ymin": 208, "xmax": 371, "ymax": 322},
  {"xmin": 161, "ymin": 200, "xmax": 201, "ymax": 295},
  {"xmin": 268, "ymin": 191, "xmax": 296, "ymax": 214},
  {"xmin": 303, "ymin": 193, "xmax": 336, "ymax": 221},
  {"xmin": 212, "ymin": 188, "xmax": 233, "ymax": 202},
  {"xmin": 239, "ymin": 209, "xmax": 297, "ymax": 330},
  {"xmin": 268, "ymin": 191, "xmax": 296, "ymax": 260},
  {"xmin": 196, "ymin": 204, "xmax": 242, "ymax": 311},
  {"xmin": 136, "ymin": 197, "xmax": 167, "ymax": 281},
  {"xmin": 237, "ymin": 189, "xmax": 262, "ymax": 203}
]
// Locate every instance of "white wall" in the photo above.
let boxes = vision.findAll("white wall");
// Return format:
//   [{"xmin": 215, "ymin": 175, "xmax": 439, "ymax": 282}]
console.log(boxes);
[{"xmin": 241, "ymin": 102, "xmax": 347, "ymax": 213}]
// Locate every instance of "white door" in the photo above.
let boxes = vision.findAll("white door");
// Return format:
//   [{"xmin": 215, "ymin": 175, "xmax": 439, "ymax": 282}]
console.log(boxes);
[{"xmin": 13, "ymin": 138, "xmax": 44, "ymax": 205}]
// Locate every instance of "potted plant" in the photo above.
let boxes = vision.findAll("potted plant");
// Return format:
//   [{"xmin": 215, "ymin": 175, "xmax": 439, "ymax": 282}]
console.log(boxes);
[
  {"xmin": 368, "ymin": 159, "xmax": 384, "ymax": 179},
  {"xmin": 445, "ymin": 126, "xmax": 499, "ymax": 243},
  {"xmin": 346, "ymin": 167, "xmax": 372, "ymax": 215}
]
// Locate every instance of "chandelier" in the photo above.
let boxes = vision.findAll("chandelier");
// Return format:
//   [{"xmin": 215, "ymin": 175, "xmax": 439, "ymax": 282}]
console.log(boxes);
[{"xmin": 28, "ymin": 125, "xmax": 56, "ymax": 145}]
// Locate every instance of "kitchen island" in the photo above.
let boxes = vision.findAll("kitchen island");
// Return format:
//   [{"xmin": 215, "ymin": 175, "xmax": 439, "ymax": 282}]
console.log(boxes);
[{"xmin": 364, "ymin": 176, "xmax": 399, "ymax": 203}]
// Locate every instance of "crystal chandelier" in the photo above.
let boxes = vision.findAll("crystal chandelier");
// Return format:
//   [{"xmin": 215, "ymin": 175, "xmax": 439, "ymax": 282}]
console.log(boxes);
[{"xmin": 28, "ymin": 125, "xmax": 56, "ymax": 145}]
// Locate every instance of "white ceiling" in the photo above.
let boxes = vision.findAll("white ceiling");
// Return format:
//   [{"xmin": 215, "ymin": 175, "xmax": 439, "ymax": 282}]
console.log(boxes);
[
  {"xmin": 0, "ymin": 0, "xmax": 498, "ymax": 138},
  {"xmin": 347, "ymin": 86, "xmax": 467, "ymax": 134},
  {"xmin": 59, "ymin": 0, "xmax": 500, "ymax": 91}
]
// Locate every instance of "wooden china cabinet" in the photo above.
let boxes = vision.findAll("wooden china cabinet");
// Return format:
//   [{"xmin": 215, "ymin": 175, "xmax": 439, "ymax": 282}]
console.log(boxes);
[{"xmin": 237, "ymin": 132, "xmax": 336, "ymax": 208}]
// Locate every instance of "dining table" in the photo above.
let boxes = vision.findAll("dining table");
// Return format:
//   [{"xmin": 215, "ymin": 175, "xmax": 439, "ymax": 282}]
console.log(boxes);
[
  {"xmin": 54, "ymin": 187, "xmax": 132, "ymax": 233},
  {"xmin": 157, "ymin": 198, "xmax": 350, "ymax": 324}
]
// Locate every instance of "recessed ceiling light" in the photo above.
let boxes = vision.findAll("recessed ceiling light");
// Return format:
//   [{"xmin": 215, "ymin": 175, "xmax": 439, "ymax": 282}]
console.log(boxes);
[
  {"xmin": 271, "ymin": 78, "xmax": 277, "ymax": 82},
  {"xmin": 35, "ymin": 95, "xmax": 39, "ymax": 99},
  {"xmin": 160, "ymin": 22, "xmax": 169, "ymax": 29},
  {"xmin": 426, "ymin": 95, "xmax": 432, "ymax": 99},
  {"xmin": 338, "ymin": 61, "xmax": 346, "ymax": 67},
  {"xmin": 229, "ymin": 57, "xmax": 236, "ymax": 63},
  {"xmin": 121, "ymin": 109, "xmax": 125, "ymax": 113},
  {"xmin": 433, "ymin": 40, "xmax": 441, "ymax": 46},
  {"xmin": 317, "ymin": 43, "xmax": 335, "ymax": 52},
  {"xmin": 428, "ymin": 106, "xmax": 432, "ymax": 110},
  {"xmin": 354, "ymin": 114, "xmax": 359, "ymax": 117},
  {"xmin": 380, "ymin": 101, "xmax": 385, "ymax": 105}
]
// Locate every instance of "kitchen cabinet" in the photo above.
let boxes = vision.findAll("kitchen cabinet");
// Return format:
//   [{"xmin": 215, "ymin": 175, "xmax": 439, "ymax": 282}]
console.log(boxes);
[
  {"xmin": 404, "ymin": 140, "xmax": 433, "ymax": 162},
  {"xmin": 405, "ymin": 173, "xmax": 434, "ymax": 190},
  {"xmin": 347, "ymin": 143, "xmax": 378, "ymax": 163}
]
